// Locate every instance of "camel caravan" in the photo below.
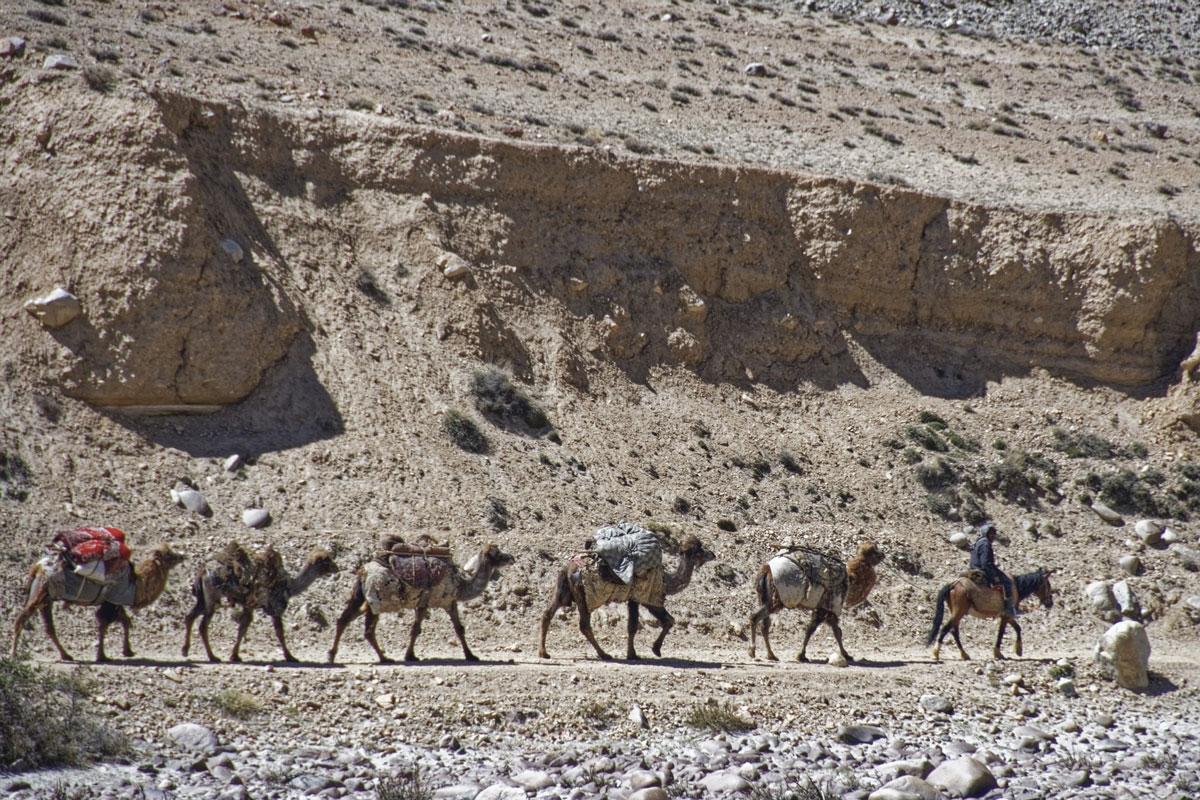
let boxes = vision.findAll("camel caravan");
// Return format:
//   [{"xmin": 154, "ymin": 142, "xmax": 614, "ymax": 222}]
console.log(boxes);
[{"xmin": 11, "ymin": 520, "xmax": 1052, "ymax": 666}]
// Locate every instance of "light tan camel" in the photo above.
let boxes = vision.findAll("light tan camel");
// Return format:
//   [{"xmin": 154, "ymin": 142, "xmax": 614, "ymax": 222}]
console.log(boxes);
[
  {"xmin": 182, "ymin": 542, "xmax": 339, "ymax": 663},
  {"xmin": 748, "ymin": 541, "xmax": 884, "ymax": 664},
  {"xmin": 327, "ymin": 542, "xmax": 514, "ymax": 663},
  {"xmin": 538, "ymin": 535, "xmax": 715, "ymax": 661},
  {"xmin": 11, "ymin": 544, "xmax": 186, "ymax": 662}
]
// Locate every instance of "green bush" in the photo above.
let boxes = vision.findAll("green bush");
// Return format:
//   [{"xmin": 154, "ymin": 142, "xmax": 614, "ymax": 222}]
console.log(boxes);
[
  {"xmin": 0, "ymin": 660, "xmax": 128, "ymax": 771},
  {"xmin": 471, "ymin": 367, "xmax": 550, "ymax": 432},
  {"xmin": 1051, "ymin": 427, "xmax": 1120, "ymax": 459},
  {"xmin": 906, "ymin": 425, "xmax": 948, "ymax": 452},
  {"xmin": 441, "ymin": 410, "xmax": 488, "ymax": 454},
  {"xmin": 918, "ymin": 411, "xmax": 947, "ymax": 429}
]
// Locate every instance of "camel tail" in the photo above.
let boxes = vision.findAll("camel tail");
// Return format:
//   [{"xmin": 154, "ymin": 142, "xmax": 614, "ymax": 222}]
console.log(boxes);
[
  {"xmin": 925, "ymin": 583, "xmax": 952, "ymax": 646},
  {"xmin": 549, "ymin": 568, "xmax": 574, "ymax": 612},
  {"xmin": 755, "ymin": 565, "xmax": 772, "ymax": 610}
]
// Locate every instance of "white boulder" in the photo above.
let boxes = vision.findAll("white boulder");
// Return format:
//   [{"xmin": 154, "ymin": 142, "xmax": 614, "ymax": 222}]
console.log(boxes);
[{"xmin": 1095, "ymin": 620, "xmax": 1151, "ymax": 690}]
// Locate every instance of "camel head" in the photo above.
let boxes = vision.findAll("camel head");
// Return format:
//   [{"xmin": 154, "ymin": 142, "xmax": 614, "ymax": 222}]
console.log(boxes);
[
  {"xmin": 479, "ymin": 543, "xmax": 515, "ymax": 569},
  {"xmin": 857, "ymin": 541, "xmax": 885, "ymax": 567},
  {"xmin": 680, "ymin": 536, "xmax": 716, "ymax": 568},
  {"xmin": 144, "ymin": 543, "xmax": 187, "ymax": 572},
  {"xmin": 305, "ymin": 546, "xmax": 340, "ymax": 577}
]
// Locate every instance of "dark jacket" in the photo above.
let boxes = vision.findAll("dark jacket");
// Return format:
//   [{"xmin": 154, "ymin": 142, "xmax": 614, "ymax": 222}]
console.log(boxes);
[{"xmin": 970, "ymin": 535, "xmax": 999, "ymax": 577}]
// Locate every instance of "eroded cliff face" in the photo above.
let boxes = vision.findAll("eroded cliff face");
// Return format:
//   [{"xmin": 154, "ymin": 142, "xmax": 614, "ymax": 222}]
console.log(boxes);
[{"xmin": 3, "ymin": 83, "xmax": 1197, "ymax": 410}]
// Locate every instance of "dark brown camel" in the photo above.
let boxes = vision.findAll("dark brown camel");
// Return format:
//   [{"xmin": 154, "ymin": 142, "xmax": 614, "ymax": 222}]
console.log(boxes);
[{"xmin": 182, "ymin": 542, "xmax": 339, "ymax": 663}]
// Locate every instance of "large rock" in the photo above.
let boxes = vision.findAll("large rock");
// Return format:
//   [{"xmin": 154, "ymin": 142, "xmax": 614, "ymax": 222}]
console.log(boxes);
[
  {"xmin": 512, "ymin": 770, "xmax": 554, "ymax": 791},
  {"xmin": 1084, "ymin": 581, "xmax": 1120, "ymax": 622},
  {"xmin": 1095, "ymin": 620, "xmax": 1151, "ymax": 690},
  {"xmin": 839, "ymin": 724, "xmax": 888, "ymax": 744},
  {"xmin": 628, "ymin": 790, "xmax": 669, "ymax": 800},
  {"xmin": 1090, "ymin": 502, "xmax": 1124, "ymax": 526},
  {"xmin": 869, "ymin": 776, "xmax": 943, "ymax": 800},
  {"xmin": 1111, "ymin": 580, "xmax": 1141, "ymax": 619},
  {"xmin": 927, "ymin": 757, "xmax": 996, "ymax": 798},
  {"xmin": 24, "ymin": 287, "xmax": 82, "ymax": 329},
  {"xmin": 242, "ymin": 508, "xmax": 271, "ymax": 528},
  {"xmin": 1171, "ymin": 543, "xmax": 1200, "ymax": 571},
  {"xmin": 700, "ymin": 772, "xmax": 751, "ymax": 794},
  {"xmin": 167, "ymin": 723, "xmax": 218, "ymax": 754},
  {"xmin": 1135, "ymin": 519, "xmax": 1163, "ymax": 547},
  {"xmin": 172, "ymin": 488, "xmax": 212, "ymax": 517}
]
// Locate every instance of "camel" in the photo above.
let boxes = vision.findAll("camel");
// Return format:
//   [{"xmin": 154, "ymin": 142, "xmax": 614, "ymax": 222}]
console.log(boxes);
[
  {"xmin": 11, "ymin": 544, "xmax": 186, "ymax": 662},
  {"xmin": 748, "ymin": 541, "xmax": 884, "ymax": 664},
  {"xmin": 182, "ymin": 542, "xmax": 339, "ymax": 663},
  {"xmin": 327, "ymin": 542, "xmax": 514, "ymax": 664},
  {"xmin": 538, "ymin": 535, "xmax": 716, "ymax": 661},
  {"xmin": 926, "ymin": 568, "xmax": 1055, "ymax": 661}
]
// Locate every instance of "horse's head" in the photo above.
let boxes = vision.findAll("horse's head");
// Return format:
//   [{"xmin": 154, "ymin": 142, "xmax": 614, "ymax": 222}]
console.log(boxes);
[{"xmin": 1035, "ymin": 568, "xmax": 1055, "ymax": 609}]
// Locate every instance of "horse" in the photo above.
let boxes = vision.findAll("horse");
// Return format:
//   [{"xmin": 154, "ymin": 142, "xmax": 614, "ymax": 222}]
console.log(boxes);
[{"xmin": 925, "ymin": 569, "xmax": 1054, "ymax": 661}]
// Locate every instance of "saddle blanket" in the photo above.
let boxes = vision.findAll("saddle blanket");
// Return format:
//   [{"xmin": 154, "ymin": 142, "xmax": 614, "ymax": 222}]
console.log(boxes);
[
  {"xmin": 387, "ymin": 554, "xmax": 453, "ymax": 589},
  {"xmin": 42, "ymin": 555, "xmax": 136, "ymax": 606}
]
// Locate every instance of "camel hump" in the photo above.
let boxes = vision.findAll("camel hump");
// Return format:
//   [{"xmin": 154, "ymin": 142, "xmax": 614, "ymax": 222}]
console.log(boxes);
[{"xmin": 387, "ymin": 554, "xmax": 453, "ymax": 589}]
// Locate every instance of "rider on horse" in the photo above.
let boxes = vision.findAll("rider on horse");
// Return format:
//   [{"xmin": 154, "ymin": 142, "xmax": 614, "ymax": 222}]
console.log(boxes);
[{"xmin": 970, "ymin": 522, "xmax": 1021, "ymax": 617}]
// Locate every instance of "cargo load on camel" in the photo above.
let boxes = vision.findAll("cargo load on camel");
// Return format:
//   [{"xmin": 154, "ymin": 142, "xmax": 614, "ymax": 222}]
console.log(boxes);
[
  {"xmin": 378, "ymin": 535, "xmax": 454, "ymax": 590},
  {"xmin": 587, "ymin": 522, "xmax": 662, "ymax": 585},
  {"xmin": 43, "ymin": 526, "xmax": 136, "ymax": 606}
]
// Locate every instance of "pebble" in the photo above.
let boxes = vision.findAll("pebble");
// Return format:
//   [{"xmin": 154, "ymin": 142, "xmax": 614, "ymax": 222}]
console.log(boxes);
[
  {"xmin": 918, "ymin": 694, "xmax": 952, "ymax": 714},
  {"xmin": 1135, "ymin": 519, "xmax": 1163, "ymax": 547},
  {"xmin": 743, "ymin": 62, "xmax": 767, "ymax": 76},
  {"xmin": 869, "ymin": 775, "xmax": 941, "ymax": 800},
  {"xmin": 224, "ymin": 454, "xmax": 244, "ymax": 472},
  {"xmin": 173, "ymin": 488, "xmax": 212, "ymax": 517},
  {"xmin": 437, "ymin": 252, "xmax": 471, "ymax": 280},
  {"xmin": 629, "ymin": 704, "xmax": 649, "ymax": 729},
  {"xmin": 242, "ymin": 508, "xmax": 271, "ymax": 528},
  {"xmin": 1089, "ymin": 502, "xmax": 1124, "ymax": 526},
  {"xmin": 0, "ymin": 36, "xmax": 25, "ymax": 58},
  {"xmin": 1118, "ymin": 555, "xmax": 1141, "ymax": 575},
  {"xmin": 700, "ymin": 771, "xmax": 751, "ymax": 793},
  {"xmin": 839, "ymin": 725, "xmax": 888, "ymax": 744},
  {"xmin": 948, "ymin": 531, "xmax": 971, "ymax": 550},
  {"xmin": 927, "ymin": 756, "xmax": 997, "ymax": 798},
  {"xmin": 43, "ymin": 54, "xmax": 80, "ymax": 70},
  {"xmin": 220, "ymin": 239, "xmax": 244, "ymax": 262}
]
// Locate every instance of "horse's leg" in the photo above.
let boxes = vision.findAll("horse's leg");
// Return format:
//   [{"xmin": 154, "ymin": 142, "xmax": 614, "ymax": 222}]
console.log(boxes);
[
  {"xmin": 41, "ymin": 603, "xmax": 72, "ymax": 662},
  {"xmin": 645, "ymin": 605, "xmax": 674, "ymax": 658},
  {"xmin": 828, "ymin": 613, "xmax": 853, "ymax": 664},
  {"xmin": 951, "ymin": 616, "xmax": 970, "ymax": 661},
  {"xmin": 797, "ymin": 609, "xmax": 827, "ymax": 663},
  {"xmin": 993, "ymin": 617, "xmax": 1008, "ymax": 660},
  {"xmin": 363, "ymin": 609, "xmax": 392, "ymax": 664},
  {"xmin": 447, "ymin": 603, "xmax": 478, "ymax": 662},
  {"xmin": 625, "ymin": 601, "xmax": 640, "ymax": 660},
  {"xmin": 328, "ymin": 580, "xmax": 366, "ymax": 664},
  {"xmin": 1012, "ymin": 619, "xmax": 1023, "ymax": 658},
  {"xmin": 229, "ymin": 606, "xmax": 253, "ymax": 663},
  {"xmin": 271, "ymin": 614, "xmax": 297, "ymax": 663},
  {"xmin": 578, "ymin": 603, "xmax": 611, "ymax": 661},
  {"xmin": 404, "ymin": 607, "xmax": 428, "ymax": 662}
]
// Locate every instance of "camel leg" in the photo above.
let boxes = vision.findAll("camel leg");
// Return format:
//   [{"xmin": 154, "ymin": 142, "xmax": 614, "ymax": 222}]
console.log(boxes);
[
  {"xmin": 328, "ymin": 581, "xmax": 367, "ymax": 664},
  {"xmin": 113, "ymin": 605, "xmax": 134, "ymax": 658},
  {"xmin": 11, "ymin": 590, "xmax": 45, "ymax": 659},
  {"xmin": 95, "ymin": 603, "xmax": 123, "ymax": 663},
  {"xmin": 538, "ymin": 597, "xmax": 561, "ymax": 660},
  {"xmin": 41, "ymin": 603, "xmax": 73, "ymax": 662},
  {"xmin": 271, "ymin": 614, "xmax": 297, "ymax": 663},
  {"xmin": 827, "ymin": 613, "xmax": 853, "ymax": 664},
  {"xmin": 363, "ymin": 610, "xmax": 392, "ymax": 664},
  {"xmin": 643, "ymin": 605, "xmax": 674, "ymax": 658},
  {"xmin": 447, "ymin": 603, "xmax": 478, "ymax": 662},
  {"xmin": 229, "ymin": 607, "xmax": 253, "ymax": 663},
  {"xmin": 198, "ymin": 603, "xmax": 221, "ymax": 663},
  {"xmin": 797, "ymin": 609, "xmax": 828, "ymax": 663},
  {"xmin": 181, "ymin": 585, "xmax": 205, "ymax": 658},
  {"xmin": 404, "ymin": 607, "xmax": 428, "ymax": 662},
  {"xmin": 748, "ymin": 604, "xmax": 767, "ymax": 659},
  {"xmin": 578, "ymin": 604, "xmax": 611, "ymax": 661},
  {"xmin": 760, "ymin": 612, "xmax": 779, "ymax": 662},
  {"xmin": 625, "ymin": 601, "xmax": 640, "ymax": 660}
]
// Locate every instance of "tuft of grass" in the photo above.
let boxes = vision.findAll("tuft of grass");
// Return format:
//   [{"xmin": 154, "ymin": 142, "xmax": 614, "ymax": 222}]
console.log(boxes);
[
  {"xmin": 442, "ymin": 410, "xmax": 488, "ymax": 454},
  {"xmin": 779, "ymin": 450, "xmax": 804, "ymax": 474},
  {"xmin": 580, "ymin": 699, "xmax": 619, "ymax": 728},
  {"xmin": 213, "ymin": 688, "xmax": 261, "ymax": 719},
  {"xmin": 918, "ymin": 410, "xmax": 947, "ymax": 429},
  {"xmin": 1049, "ymin": 662, "xmax": 1075, "ymax": 679},
  {"xmin": 81, "ymin": 64, "xmax": 117, "ymax": 93},
  {"xmin": 471, "ymin": 367, "xmax": 550, "ymax": 433},
  {"xmin": 989, "ymin": 449, "xmax": 1058, "ymax": 501},
  {"xmin": 915, "ymin": 456, "xmax": 957, "ymax": 491},
  {"xmin": 377, "ymin": 765, "xmax": 432, "ymax": 800},
  {"xmin": 1051, "ymin": 427, "xmax": 1123, "ymax": 459},
  {"xmin": 906, "ymin": 425, "xmax": 948, "ymax": 452},
  {"xmin": 355, "ymin": 270, "xmax": 389, "ymax": 304},
  {"xmin": 0, "ymin": 660, "xmax": 128, "ymax": 770},
  {"xmin": 0, "ymin": 450, "xmax": 32, "ymax": 501},
  {"xmin": 686, "ymin": 701, "xmax": 753, "ymax": 733}
]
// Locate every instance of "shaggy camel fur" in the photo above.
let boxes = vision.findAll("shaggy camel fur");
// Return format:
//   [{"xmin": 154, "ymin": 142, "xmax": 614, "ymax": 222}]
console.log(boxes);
[
  {"xmin": 538, "ymin": 535, "xmax": 715, "ymax": 661},
  {"xmin": 182, "ymin": 542, "xmax": 338, "ymax": 663},
  {"xmin": 327, "ymin": 543, "xmax": 514, "ymax": 663},
  {"xmin": 927, "ymin": 569, "xmax": 1055, "ymax": 661},
  {"xmin": 11, "ymin": 544, "xmax": 186, "ymax": 662},
  {"xmin": 748, "ymin": 541, "xmax": 884, "ymax": 664}
]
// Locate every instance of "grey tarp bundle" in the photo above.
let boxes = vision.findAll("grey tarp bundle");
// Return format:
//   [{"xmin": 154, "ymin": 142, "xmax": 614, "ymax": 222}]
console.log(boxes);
[
  {"xmin": 41, "ymin": 555, "xmax": 137, "ymax": 606},
  {"xmin": 589, "ymin": 522, "xmax": 662, "ymax": 584}
]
